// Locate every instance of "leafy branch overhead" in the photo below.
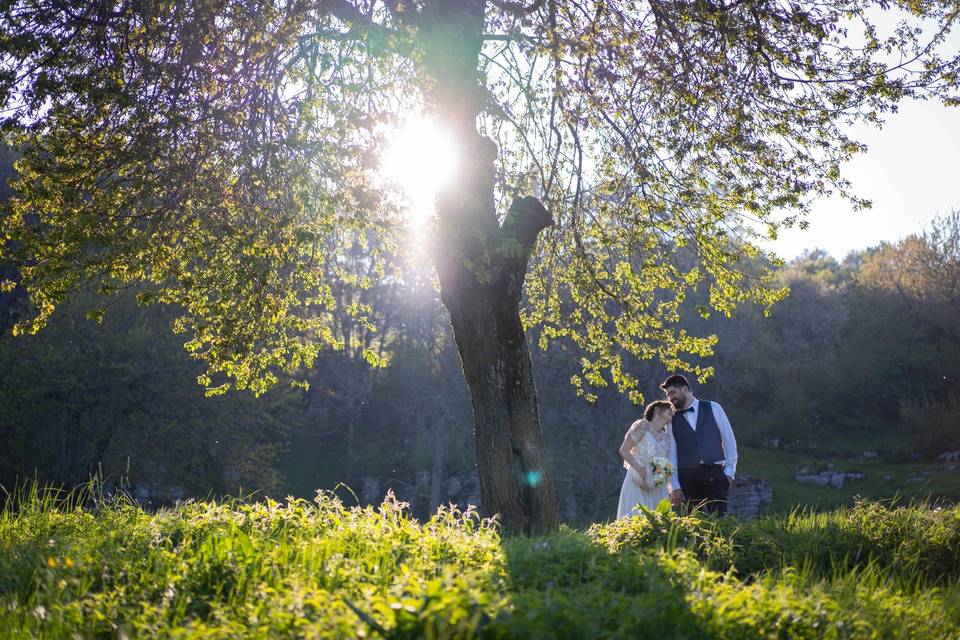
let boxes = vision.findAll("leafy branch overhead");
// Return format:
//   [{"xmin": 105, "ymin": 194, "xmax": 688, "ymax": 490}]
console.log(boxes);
[{"xmin": 2, "ymin": 0, "xmax": 958, "ymax": 398}]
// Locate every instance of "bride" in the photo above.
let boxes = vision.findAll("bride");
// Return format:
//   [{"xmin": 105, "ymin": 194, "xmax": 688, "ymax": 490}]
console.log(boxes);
[{"xmin": 617, "ymin": 400, "xmax": 675, "ymax": 519}]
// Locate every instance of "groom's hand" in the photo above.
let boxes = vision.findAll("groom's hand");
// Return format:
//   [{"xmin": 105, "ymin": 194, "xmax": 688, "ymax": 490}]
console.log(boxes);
[{"xmin": 670, "ymin": 489, "xmax": 685, "ymax": 506}]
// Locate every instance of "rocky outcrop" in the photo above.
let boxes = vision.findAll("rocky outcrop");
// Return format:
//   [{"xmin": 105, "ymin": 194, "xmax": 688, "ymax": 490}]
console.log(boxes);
[
  {"xmin": 727, "ymin": 476, "xmax": 773, "ymax": 519},
  {"xmin": 794, "ymin": 470, "xmax": 864, "ymax": 488}
]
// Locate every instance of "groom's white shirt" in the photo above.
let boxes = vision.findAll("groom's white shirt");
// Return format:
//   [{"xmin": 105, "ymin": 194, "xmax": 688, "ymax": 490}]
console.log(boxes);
[{"xmin": 667, "ymin": 397, "xmax": 739, "ymax": 493}]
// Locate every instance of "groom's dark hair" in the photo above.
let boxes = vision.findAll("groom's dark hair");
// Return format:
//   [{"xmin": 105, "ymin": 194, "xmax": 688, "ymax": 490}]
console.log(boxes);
[{"xmin": 660, "ymin": 374, "xmax": 690, "ymax": 390}]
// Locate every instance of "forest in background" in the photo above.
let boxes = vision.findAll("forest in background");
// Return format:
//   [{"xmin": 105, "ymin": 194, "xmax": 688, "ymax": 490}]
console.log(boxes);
[{"xmin": 2, "ymin": 149, "xmax": 959, "ymax": 523}]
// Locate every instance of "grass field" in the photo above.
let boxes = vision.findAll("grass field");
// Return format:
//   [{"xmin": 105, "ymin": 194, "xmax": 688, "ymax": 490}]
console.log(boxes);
[
  {"xmin": 738, "ymin": 445, "xmax": 960, "ymax": 513},
  {"xmin": 2, "ymin": 483, "xmax": 959, "ymax": 638}
]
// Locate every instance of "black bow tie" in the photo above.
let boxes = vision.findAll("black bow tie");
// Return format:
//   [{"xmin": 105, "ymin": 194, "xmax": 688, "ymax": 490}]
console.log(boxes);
[{"xmin": 678, "ymin": 406, "xmax": 695, "ymax": 414}]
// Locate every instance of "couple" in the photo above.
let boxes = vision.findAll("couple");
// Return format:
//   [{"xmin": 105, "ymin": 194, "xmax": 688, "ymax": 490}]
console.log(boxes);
[{"xmin": 617, "ymin": 374, "xmax": 738, "ymax": 518}]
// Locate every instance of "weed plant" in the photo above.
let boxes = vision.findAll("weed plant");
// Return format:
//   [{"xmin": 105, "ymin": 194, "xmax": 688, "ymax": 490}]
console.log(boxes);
[{"xmin": 1, "ymin": 482, "xmax": 957, "ymax": 638}]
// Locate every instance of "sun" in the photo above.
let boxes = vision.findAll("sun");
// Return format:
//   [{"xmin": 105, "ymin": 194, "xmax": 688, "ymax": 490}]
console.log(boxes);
[{"xmin": 380, "ymin": 116, "xmax": 459, "ymax": 231}]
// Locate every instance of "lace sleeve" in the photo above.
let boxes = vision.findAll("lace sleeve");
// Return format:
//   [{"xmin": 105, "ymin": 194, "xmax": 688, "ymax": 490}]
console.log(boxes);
[{"xmin": 626, "ymin": 419, "xmax": 648, "ymax": 445}]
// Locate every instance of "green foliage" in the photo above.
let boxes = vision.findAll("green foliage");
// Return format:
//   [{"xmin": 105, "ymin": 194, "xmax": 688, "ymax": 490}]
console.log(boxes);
[
  {"xmin": 4, "ymin": 206, "xmax": 960, "ymax": 522},
  {"xmin": 3, "ymin": 489, "xmax": 958, "ymax": 638},
  {"xmin": 589, "ymin": 499, "xmax": 960, "ymax": 586},
  {"xmin": 588, "ymin": 506, "xmax": 735, "ymax": 567},
  {"xmin": 1, "ymin": 1, "xmax": 404, "ymax": 396},
  {"xmin": 0, "ymin": 286, "xmax": 296, "ymax": 494},
  {"xmin": 691, "ymin": 216, "xmax": 960, "ymax": 457},
  {"xmin": 3, "ymin": 1, "xmax": 958, "ymax": 401},
  {"xmin": 1, "ymin": 486, "xmax": 505, "ymax": 638}
]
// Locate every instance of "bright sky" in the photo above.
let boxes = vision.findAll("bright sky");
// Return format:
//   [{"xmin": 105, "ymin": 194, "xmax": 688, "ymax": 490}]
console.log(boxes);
[
  {"xmin": 766, "ymin": 99, "xmax": 960, "ymax": 261},
  {"xmin": 766, "ymin": 10, "xmax": 960, "ymax": 262}
]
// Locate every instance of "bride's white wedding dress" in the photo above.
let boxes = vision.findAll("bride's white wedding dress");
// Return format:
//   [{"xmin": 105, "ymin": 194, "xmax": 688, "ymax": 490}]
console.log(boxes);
[{"xmin": 617, "ymin": 420, "xmax": 671, "ymax": 519}]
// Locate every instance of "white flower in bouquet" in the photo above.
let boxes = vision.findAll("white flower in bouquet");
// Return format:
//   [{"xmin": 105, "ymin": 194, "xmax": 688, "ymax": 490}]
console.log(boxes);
[{"xmin": 650, "ymin": 456, "xmax": 675, "ymax": 487}]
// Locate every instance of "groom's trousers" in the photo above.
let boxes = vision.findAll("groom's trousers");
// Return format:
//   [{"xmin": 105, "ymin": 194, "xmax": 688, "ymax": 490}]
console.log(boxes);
[{"xmin": 678, "ymin": 464, "xmax": 730, "ymax": 515}]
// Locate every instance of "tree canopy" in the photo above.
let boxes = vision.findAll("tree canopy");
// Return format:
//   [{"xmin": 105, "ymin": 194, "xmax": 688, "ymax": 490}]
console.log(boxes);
[{"xmin": 5, "ymin": 0, "xmax": 957, "ymax": 400}]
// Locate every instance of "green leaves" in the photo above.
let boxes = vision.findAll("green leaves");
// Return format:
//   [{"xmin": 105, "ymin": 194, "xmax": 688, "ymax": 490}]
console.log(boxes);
[
  {"xmin": 0, "ymin": 0, "xmax": 412, "ymax": 395},
  {"xmin": 2, "ymin": 488, "xmax": 959, "ymax": 637},
  {"xmin": 2, "ymin": 0, "xmax": 958, "ymax": 401}
]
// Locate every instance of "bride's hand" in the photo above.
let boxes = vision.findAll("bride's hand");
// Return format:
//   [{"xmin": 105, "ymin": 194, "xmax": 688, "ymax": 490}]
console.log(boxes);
[{"xmin": 631, "ymin": 466, "xmax": 649, "ymax": 488}]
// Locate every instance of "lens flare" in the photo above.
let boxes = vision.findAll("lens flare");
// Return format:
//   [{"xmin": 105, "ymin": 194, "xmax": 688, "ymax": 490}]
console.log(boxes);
[{"xmin": 381, "ymin": 117, "xmax": 459, "ymax": 232}]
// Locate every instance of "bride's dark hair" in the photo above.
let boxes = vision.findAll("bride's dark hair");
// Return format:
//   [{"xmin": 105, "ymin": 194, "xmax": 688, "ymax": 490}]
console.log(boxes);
[{"xmin": 644, "ymin": 400, "xmax": 674, "ymax": 422}]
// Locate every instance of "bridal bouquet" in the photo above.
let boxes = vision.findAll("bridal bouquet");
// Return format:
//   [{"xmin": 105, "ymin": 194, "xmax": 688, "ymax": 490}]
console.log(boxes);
[{"xmin": 650, "ymin": 456, "xmax": 675, "ymax": 487}]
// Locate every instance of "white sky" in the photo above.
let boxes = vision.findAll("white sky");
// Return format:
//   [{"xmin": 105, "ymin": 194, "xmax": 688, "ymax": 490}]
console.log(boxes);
[
  {"xmin": 763, "ymin": 9, "xmax": 960, "ymax": 261},
  {"xmin": 765, "ymin": 99, "xmax": 960, "ymax": 260}
]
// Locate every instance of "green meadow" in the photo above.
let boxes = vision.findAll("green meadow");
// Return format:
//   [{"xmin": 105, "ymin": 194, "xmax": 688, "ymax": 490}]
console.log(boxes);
[
  {"xmin": 2, "ymin": 485, "xmax": 959, "ymax": 639},
  {"xmin": 738, "ymin": 446, "xmax": 960, "ymax": 514}
]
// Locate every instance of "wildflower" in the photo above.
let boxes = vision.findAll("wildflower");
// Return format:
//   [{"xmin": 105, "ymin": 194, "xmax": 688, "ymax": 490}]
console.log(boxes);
[
  {"xmin": 33, "ymin": 605, "xmax": 47, "ymax": 620},
  {"xmin": 64, "ymin": 557, "xmax": 74, "ymax": 568},
  {"xmin": 46, "ymin": 556, "xmax": 57, "ymax": 569}
]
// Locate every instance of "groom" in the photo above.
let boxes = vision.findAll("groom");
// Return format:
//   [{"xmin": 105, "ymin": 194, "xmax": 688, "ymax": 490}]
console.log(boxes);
[{"xmin": 662, "ymin": 374, "xmax": 738, "ymax": 515}]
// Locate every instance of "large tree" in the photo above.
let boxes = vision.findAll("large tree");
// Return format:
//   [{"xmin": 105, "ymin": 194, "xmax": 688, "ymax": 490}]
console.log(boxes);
[{"xmin": 2, "ymin": 0, "xmax": 958, "ymax": 533}]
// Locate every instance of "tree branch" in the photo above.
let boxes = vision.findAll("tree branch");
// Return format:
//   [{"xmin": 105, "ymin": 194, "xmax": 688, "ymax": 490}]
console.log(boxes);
[
  {"xmin": 481, "ymin": 33, "xmax": 546, "ymax": 43},
  {"xmin": 323, "ymin": 0, "xmax": 380, "ymax": 29},
  {"xmin": 501, "ymin": 195, "xmax": 553, "ymax": 250},
  {"xmin": 384, "ymin": 0, "xmax": 420, "ymax": 27},
  {"xmin": 318, "ymin": 0, "xmax": 412, "ymax": 55},
  {"xmin": 496, "ymin": 195, "xmax": 552, "ymax": 301},
  {"xmin": 489, "ymin": 0, "xmax": 547, "ymax": 18},
  {"xmin": 298, "ymin": 29, "xmax": 364, "ymax": 42}
]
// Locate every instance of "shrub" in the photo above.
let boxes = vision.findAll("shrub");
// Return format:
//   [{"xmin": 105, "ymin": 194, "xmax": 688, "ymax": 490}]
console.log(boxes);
[{"xmin": 588, "ymin": 506, "xmax": 735, "ymax": 570}]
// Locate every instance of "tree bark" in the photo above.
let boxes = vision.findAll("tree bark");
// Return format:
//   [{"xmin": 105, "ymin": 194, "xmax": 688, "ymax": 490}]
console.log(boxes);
[
  {"xmin": 439, "ymin": 192, "xmax": 558, "ymax": 535},
  {"xmin": 430, "ymin": 130, "xmax": 558, "ymax": 534},
  {"xmin": 421, "ymin": 0, "xmax": 558, "ymax": 535},
  {"xmin": 440, "ymin": 244, "xmax": 559, "ymax": 535}
]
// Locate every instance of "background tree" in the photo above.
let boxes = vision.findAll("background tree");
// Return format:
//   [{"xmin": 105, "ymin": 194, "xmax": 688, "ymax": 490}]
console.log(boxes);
[
  {"xmin": 859, "ymin": 211, "xmax": 960, "ymax": 349},
  {"xmin": 0, "ymin": 286, "xmax": 295, "ymax": 495},
  {"xmin": 857, "ymin": 211, "xmax": 960, "ymax": 456},
  {"xmin": 3, "ymin": 0, "xmax": 959, "ymax": 532}
]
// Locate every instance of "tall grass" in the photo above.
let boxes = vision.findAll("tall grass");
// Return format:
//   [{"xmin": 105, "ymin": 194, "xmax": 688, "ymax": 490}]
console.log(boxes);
[
  {"xmin": 590, "ymin": 497, "xmax": 960, "ymax": 585},
  {"xmin": 1, "ymin": 481, "xmax": 957, "ymax": 638}
]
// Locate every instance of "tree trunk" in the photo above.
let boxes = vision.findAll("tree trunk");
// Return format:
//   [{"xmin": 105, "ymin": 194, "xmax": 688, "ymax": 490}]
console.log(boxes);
[
  {"xmin": 439, "ymin": 248, "xmax": 559, "ymax": 535},
  {"xmin": 421, "ymin": 0, "xmax": 559, "ymax": 535}
]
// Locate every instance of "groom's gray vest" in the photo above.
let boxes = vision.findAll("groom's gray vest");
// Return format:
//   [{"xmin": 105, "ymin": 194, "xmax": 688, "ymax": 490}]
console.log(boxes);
[{"xmin": 672, "ymin": 401, "xmax": 725, "ymax": 468}]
